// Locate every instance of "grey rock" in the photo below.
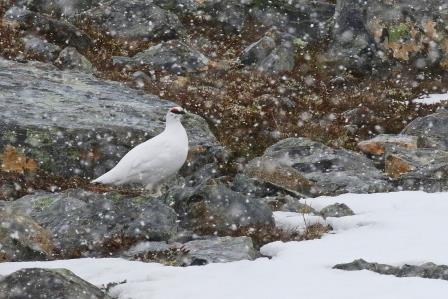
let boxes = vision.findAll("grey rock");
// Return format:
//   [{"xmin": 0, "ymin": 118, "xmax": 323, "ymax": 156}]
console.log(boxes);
[
  {"xmin": 156, "ymin": 0, "xmax": 247, "ymax": 32},
  {"xmin": 0, "ymin": 268, "xmax": 112, "ymax": 299},
  {"xmin": 114, "ymin": 40, "xmax": 209, "ymax": 74},
  {"xmin": 3, "ymin": 189, "xmax": 178, "ymax": 258},
  {"xmin": 167, "ymin": 181, "xmax": 274, "ymax": 234},
  {"xmin": 342, "ymin": 107, "xmax": 376, "ymax": 127},
  {"xmin": 272, "ymin": 194, "xmax": 317, "ymax": 214},
  {"xmin": 334, "ymin": 259, "xmax": 448, "ymax": 281},
  {"xmin": 21, "ymin": 34, "xmax": 61, "ymax": 62},
  {"xmin": 329, "ymin": 0, "xmax": 376, "ymax": 73},
  {"xmin": 249, "ymin": 1, "xmax": 335, "ymax": 42},
  {"xmin": 78, "ymin": 0, "xmax": 183, "ymax": 41},
  {"xmin": 240, "ymin": 29, "xmax": 297, "ymax": 73},
  {"xmin": 0, "ymin": 58, "xmax": 221, "ymax": 180},
  {"xmin": 385, "ymin": 146, "xmax": 448, "ymax": 192},
  {"xmin": 15, "ymin": 0, "xmax": 102, "ymax": 17},
  {"xmin": 55, "ymin": 46, "xmax": 94, "ymax": 73},
  {"xmin": 0, "ymin": 211, "xmax": 54, "ymax": 262},
  {"xmin": 182, "ymin": 236, "xmax": 257, "ymax": 265},
  {"xmin": 402, "ymin": 112, "xmax": 448, "ymax": 149},
  {"xmin": 245, "ymin": 137, "xmax": 392, "ymax": 197},
  {"xmin": 330, "ymin": 0, "xmax": 448, "ymax": 73},
  {"xmin": 320, "ymin": 203, "xmax": 354, "ymax": 218},
  {"xmin": 4, "ymin": 6, "xmax": 93, "ymax": 52}
]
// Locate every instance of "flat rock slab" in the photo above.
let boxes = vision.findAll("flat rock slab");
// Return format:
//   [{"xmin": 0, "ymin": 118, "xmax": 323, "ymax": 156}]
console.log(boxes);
[{"xmin": 0, "ymin": 58, "xmax": 220, "ymax": 179}]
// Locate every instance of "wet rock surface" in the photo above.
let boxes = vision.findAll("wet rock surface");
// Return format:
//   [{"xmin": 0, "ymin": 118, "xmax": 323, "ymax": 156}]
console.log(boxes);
[
  {"xmin": 0, "ymin": 268, "xmax": 112, "ymax": 299},
  {"xmin": 334, "ymin": 259, "xmax": 448, "ymax": 281}
]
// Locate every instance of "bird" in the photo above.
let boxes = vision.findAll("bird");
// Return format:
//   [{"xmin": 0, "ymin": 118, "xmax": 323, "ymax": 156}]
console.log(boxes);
[{"xmin": 91, "ymin": 106, "xmax": 188, "ymax": 195}]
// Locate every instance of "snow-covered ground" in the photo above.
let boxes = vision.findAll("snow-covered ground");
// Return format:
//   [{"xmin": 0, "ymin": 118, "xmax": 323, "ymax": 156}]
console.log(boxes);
[
  {"xmin": 412, "ymin": 93, "xmax": 448, "ymax": 105},
  {"xmin": 1, "ymin": 191, "xmax": 448, "ymax": 299}
]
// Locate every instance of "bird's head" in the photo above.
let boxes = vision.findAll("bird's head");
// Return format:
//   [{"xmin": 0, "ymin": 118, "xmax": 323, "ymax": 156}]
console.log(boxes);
[{"xmin": 166, "ymin": 106, "xmax": 186, "ymax": 122}]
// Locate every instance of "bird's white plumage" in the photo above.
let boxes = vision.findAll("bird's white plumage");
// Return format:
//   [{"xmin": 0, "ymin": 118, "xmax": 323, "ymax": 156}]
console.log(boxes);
[{"xmin": 92, "ymin": 107, "xmax": 188, "ymax": 192}]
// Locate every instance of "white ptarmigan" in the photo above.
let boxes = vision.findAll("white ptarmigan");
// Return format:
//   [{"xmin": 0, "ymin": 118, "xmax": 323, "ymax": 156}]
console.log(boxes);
[{"xmin": 92, "ymin": 106, "xmax": 188, "ymax": 193}]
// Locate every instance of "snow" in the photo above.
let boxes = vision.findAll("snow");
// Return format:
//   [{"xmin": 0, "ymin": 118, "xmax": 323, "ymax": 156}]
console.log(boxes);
[
  {"xmin": 1, "ymin": 191, "xmax": 448, "ymax": 298},
  {"xmin": 412, "ymin": 93, "xmax": 448, "ymax": 105}
]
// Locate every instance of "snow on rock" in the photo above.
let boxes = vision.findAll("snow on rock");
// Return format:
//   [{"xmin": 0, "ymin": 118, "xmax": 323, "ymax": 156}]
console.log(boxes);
[{"xmin": 1, "ymin": 191, "xmax": 448, "ymax": 298}]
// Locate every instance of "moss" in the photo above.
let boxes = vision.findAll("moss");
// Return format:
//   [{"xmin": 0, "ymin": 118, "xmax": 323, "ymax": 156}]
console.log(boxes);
[
  {"xmin": 33, "ymin": 196, "xmax": 56, "ymax": 211},
  {"xmin": 388, "ymin": 23, "xmax": 410, "ymax": 42}
]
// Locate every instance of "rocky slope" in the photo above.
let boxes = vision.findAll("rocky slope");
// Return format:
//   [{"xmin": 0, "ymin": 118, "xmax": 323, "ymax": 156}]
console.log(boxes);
[{"xmin": 1, "ymin": 1, "xmax": 448, "ymax": 297}]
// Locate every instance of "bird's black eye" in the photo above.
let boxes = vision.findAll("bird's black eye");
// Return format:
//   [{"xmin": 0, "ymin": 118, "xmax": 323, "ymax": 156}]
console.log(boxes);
[{"xmin": 170, "ymin": 108, "xmax": 185, "ymax": 114}]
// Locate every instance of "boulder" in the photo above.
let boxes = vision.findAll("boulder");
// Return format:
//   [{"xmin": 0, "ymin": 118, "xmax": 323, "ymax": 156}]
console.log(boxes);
[
  {"xmin": 166, "ymin": 181, "xmax": 274, "ymax": 234},
  {"xmin": 240, "ymin": 29, "xmax": 297, "ymax": 73},
  {"xmin": 0, "ymin": 58, "xmax": 222, "ymax": 180},
  {"xmin": 245, "ymin": 137, "xmax": 392, "ymax": 197},
  {"xmin": 181, "ymin": 236, "xmax": 257, "ymax": 265},
  {"xmin": 77, "ymin": 0, "xmax": 183, "ymax": 41},
  {"xmin": 319, "ymin": 203, "xmax": 354, "ymax": 218},
  {"xmin": 330, "ymin": 0, "xmax": 448, "ymax": 73},
  {"xmin": 113, "ymin": 40, "xmax": 209, "ymax": 74},
  {"xmin": 0, "ymin": 268, "xmax": 112, "ymax": 299},
  {"xmin": 358, "ymin": 134, "xmax": 418, "ymax": 155},
  {"xmin": 21, "ymin": 34, "xmax": 61, "ymax": 62},
  {"xmin": 0, "ymin": 211, "xmax": 53, "ymax": 262},
  {"xmin": 401, "ymin": 111, "xmax": 448, "ymax": 150},
  {"xmin": 14, "ymin": 0, "xmax": 102, "ymax": 17},
  {"xmin": 2, "ymin": 189, "xmax": 178, "ymax": 257},
  {"xmin": 55, "ymin": 46, "xmax": 94, "ymax": 73},
  {"xmin": 385, "ymin": 146, "xmax": 448, "ymax": 191},
  {"xmin": 4, "ymin": 6, "xmax": 93, "ymax": 52}
]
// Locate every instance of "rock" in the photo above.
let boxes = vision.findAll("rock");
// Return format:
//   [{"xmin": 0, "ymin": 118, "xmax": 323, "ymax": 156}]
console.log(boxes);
[
  {"xmin": 2, "ymin": 189, "xmax": 178, "ymax": 257},
  {"xmin": 21, "ymin": 34, "xmax": 61, "ymax": 62},
  {"xmin": 0, "ymin": 58, "xmax": 221, "ymax": 180},
  {"xmin": 249, "ymin": 1, "xmax": 335, "ymax": 42},
  {"xmin": 0, "ymin": 211, "xmax": 53, "ymax": 262},
  {"xmin": 334, "ymin": 259, "xmax": 448, "ymax": 281},
  {"xmin": 182, "ymin": 236, "xmax": 257, "ymax": 265},
  {"xmin": 167, "ymin": 181, "xmax": 274, "ymax": 235},
  {"xmin": 78, "ymin": 0, "xmax": 183, "ymax": 41},
  {"xmin": 385, "ymin": 146, "xmax": 448, "ymax": 191},
  {"xmin": 125, "ymin": 236, "xmax": 256, "ymax": 266},
  {"xmin": 113, "ymin": 40, "xmax": 209, "ymax": 74},
  {"xmin": 245, "ymin": 137, "xmax": 392, "ymax": 197},
  {"xmin": 15, "ymin": 0, "xmax": 102, "ymax": 17},
  {"xmin": 329, "ymin": 0, "xmax": 376, "ymax": 73},
  {"xmin": 269, "ymin": 194, "xmax": 317, "ymax": 214},
  {"xmin": 330, "ymin": 0, "xmax": 448, "ymax": 73},
  {"xmin": 4, "ymin": 6, "xmax": 93, "ymax": 52},
  {"xmin": 358, "ymin": 134, "xmax": 418, "ymax": 155},
  {"xmin": 342, "ymin": 107, "xmax": 377, "ymax": 127},
  {"xmin": 240, "ymin": 29, "xmax": 297, "ymax": 73},
  {"xmin": 55, "ymin": 46, "xmax": 94, "ymax": 72},
  {"xmin": 156, "ymin": 0, "xmax": 247, "ymax": 32},
  {"xmin": 402, "ymin": 112, "xmax": 448, "ymax": 150},
  {"xmin": 319, "ymin": 203, "xmax": 354, "ymax": 218},
  {"xmin": 0, "ymin": 268, "xmax": 112, "ymax": 299}
]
